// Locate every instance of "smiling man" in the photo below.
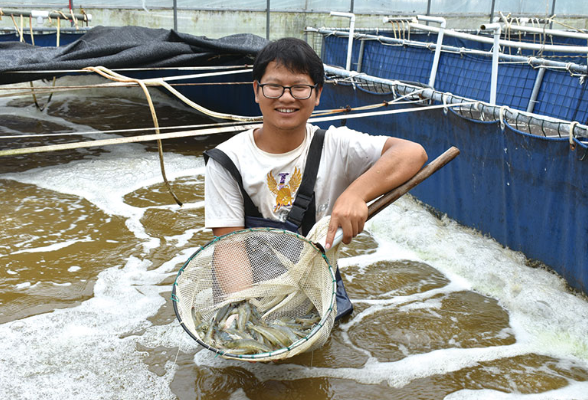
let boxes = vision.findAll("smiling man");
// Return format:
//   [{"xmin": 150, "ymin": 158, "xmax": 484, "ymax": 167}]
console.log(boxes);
[{"xmin": 204, "ymin": 37, "xmax": 427, "ymax": 320}]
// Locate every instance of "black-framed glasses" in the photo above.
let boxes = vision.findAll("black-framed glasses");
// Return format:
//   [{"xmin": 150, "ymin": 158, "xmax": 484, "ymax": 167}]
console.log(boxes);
[{"xmin": 257, "ymin": 82, "xmax": 318, "ymax": 100}]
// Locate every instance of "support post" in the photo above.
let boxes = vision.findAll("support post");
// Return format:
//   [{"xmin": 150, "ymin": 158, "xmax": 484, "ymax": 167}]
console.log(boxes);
[
  {"xmin": 330, "ymin": 12, "xmax": 356, "ymax": 71},
  {"xmin": 527, "ymin": 67, "xmax": 546, "ymax": 113},
  {"xmin": 418, "ymin": 15, "xmax": 446, "ymax": 89},
  {"xmin": 266, "ymin": 0, "xmax": 271, "ymax": 40},
  {"xmin": 173, "ymin": 0, "xmax": 178, "ymax": 31},
  {"xmin": 480, "ymin": 23, "xmax": 502, "ymax": 105}
]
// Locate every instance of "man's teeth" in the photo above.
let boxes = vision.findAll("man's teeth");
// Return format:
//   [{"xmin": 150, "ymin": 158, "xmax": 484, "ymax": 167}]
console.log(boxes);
[{"xmin": 277, "ymin": 108, "xmax": 295, "ymax": 113}]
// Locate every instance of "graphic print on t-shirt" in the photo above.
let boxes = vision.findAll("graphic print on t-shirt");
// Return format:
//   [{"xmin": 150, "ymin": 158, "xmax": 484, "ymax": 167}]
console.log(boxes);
[{"xmin": 266, "ymin": 167, "xmax": 302, "ymax": 212}]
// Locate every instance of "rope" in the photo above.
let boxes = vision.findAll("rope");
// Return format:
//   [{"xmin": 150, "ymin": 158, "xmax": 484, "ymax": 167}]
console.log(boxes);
[
  {"xmin": 499, "ymin": 105, "xmax": 508, "ymax": 130},
  {"xmin": 57, "ymin": 17, "xmax": 61, "ymax": 47},
  {"xmin": 28, "ymin": 14, "xmax": 35, "ymax": 46},
  {"xmin": 70, "ymin": 8, "xmax": 79, "ymax": 30},
  {"xmin": 84, "ymin": 66, "xmax": 183, "ymax": 206},
  {"xmin": 0, "ymin": 103, "xmax": 475, "ymax": 157},
  {"xmin": 10, "ymin": 13, "xmax": 23, "ymax": 42},
  {"xmin": 569, "ymin": 121, "xmax": 578, "ymax": 150},
  {"xmin": 442, "ymin": 92, "xmax": 452, "ymax": 114},
  {"xmin": 0, "ymin": 120, "xmax": 255, "ymax": 140}
]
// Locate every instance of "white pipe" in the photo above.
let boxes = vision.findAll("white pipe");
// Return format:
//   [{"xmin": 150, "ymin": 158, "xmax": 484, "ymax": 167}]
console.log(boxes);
[
  {"xmin": 409, "ymin": 22, "xmax": 588, "ymax": 53},
  {"xmin": 497, "ymin": 19, "xmax": 588, "ymax": 40},
  {"xmin": 417, "ymin": 15, "xmax": 446, "ymax": 88},
  {"xmin": 382, "ymin": 17, "xmax": 414, "ymax": 23},
  {"xmin": 2, "ymin": 9, "xmax": 92, "ymax": 21},
  {"xmin": 481, "ymin": 23, "xmax": 502, "ymax": 105},
  {"xmin": 417, "ymin": 15, "xmax": 446, "ymax": 25},
  {"xmin": 330, "ymin": 12, "xmax": 355, "ymax": 71},
  {"xmin": 323, "ymin": 64, "xmax": 588, "ymax": 135}
]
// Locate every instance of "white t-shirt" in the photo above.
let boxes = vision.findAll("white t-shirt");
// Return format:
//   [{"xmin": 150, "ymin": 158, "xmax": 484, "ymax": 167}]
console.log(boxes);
[{"xmin": 205, "ymin": 124, "xmax": 388, "ymax": 229}]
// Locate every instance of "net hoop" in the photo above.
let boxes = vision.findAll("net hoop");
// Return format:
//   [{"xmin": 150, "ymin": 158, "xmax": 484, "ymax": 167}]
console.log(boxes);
[{"xmin": 172, "ymin": 227, "xmax": 337, "ymax": 361}]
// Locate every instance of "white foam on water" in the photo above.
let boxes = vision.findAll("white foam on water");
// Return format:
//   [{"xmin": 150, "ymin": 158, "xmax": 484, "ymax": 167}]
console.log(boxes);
[
  {"xmin": 229, "ymin": 388, "xmax": 252, "ymax": 400},
  {"xmin": 0, "ymin": 101, "xmax": 206, "ymax": 243},
  {"xmin": 193, "ymin": 343, "xmax": 532, "ymax": 386},
  {"xmin": 10, "ymin": 238, "xmax": 93, "ymax": 254},
  {"xmin": 366, "ymin": 199, "xmax": 588, "ymax": 361},
  {"xmin": 445, "ymin": 381, "xmax": 588, "ymax": 400},
  {"xmin": 0, "ymin": 251, "xmax": 198, "ymax": 399},
  {"xmin": 191, "ymin": 197, "xmax": 588, "ymax": 393},
  {"xmin": 1, "ymin": 91, "xmax": 205, "ymax": 398}
]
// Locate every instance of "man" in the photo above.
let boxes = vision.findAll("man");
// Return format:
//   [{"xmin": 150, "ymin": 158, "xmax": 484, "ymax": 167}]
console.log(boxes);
[{"xmin": 204, "ymin": 37, "xmax": 427, "ymax": 319}]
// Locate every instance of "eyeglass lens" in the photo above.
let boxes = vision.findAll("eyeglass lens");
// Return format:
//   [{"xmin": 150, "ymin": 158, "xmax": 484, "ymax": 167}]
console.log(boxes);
[{"xmin": 261, "ymin": 84, "xmax": 314, "ymax": 99}]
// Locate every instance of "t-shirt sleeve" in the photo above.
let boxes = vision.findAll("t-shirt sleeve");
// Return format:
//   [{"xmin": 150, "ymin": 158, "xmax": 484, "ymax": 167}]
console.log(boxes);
[
  {"xmin": 327, "ymin": 126, "xmax": 389, "ymax": 182},
  {"xmin": 204, "ymin": 158, "xmax": 245, "ymax": 229}
]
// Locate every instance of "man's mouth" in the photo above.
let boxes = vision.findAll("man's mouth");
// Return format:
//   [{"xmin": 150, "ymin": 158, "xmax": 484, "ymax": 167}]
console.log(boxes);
[{"xmin": 276, "ymin": 108, "xmax": 297, "ymax": 113}]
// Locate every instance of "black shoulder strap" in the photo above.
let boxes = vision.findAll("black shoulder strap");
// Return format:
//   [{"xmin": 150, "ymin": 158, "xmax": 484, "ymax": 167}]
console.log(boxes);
[
  {"xmin": 203, "ymin": 128, "xmax": 327, "ymax": 233},
  {"xmin": 286, "ymin": 129, "xmax": 326, "ymax": 232},
  {"xmin": 203, "ymin": 148, "xmax": 263, "ymax": 218}
]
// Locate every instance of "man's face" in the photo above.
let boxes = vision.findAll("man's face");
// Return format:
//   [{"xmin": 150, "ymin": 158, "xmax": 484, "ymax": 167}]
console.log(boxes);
[{"xmin": 253, "ymin": 61, "xmax": 322, "ymax": 134}]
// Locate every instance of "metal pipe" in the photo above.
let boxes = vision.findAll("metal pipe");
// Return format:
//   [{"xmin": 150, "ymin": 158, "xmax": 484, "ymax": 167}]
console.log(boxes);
[
  {"xmin": 266, "ymin": 0, "xmax": 270, "ymax": 40},
  {"xmin": 0, "ymin": 27, "xmax": 90, "ymax": 33},
  {"xmin": 330, "ymin": 12, "xmax": 355, "ymax": 71},
  {"xmin": 408, "ymin": 22, "xmax": 588, "ymax": 53},
  {"xmin": 69, "ymin": 0, "xmax": 74, "ymax": 27},
  {"xmin": 382, "ymin": 17, "xmax": 414, "ymax": 23},
  {"xmin": 480, "ymin": 22, "xmax": 502, "ymax": 105},
  {"xmin": 417, "ymin": 15, "xmax": 446, "ymax": 89},
  {"xmin": 527, "ymin": 67, "xmax": 546, "ymax": 113},
  {"xmin": 501, "ymin": 22, "xmax": 588, "ymax": 40},
  {"xmin": 308, "ymin": 27, "xmax": 588, "ymax": 75},
  {"xmin": 357, "ymin": 39, "xmax": 365, "ymax": 72},
  {"xmin": 173, "ymin": 0, "xmax": 178, "ymax": 31},
  {"xmin": 1, "ymin": 9, "xmax": 92, "ymax": 21}
]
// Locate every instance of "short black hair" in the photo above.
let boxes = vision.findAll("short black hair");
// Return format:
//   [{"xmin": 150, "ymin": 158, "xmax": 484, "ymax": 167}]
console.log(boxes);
[{"xmin": 252, "ymin": 37, "xmax": 324, "ymax": 88}]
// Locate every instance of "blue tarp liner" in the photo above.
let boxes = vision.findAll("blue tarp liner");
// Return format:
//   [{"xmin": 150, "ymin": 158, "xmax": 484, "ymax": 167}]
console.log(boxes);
[
  {"xmin": 323, "ymin": 34, "xmax": 588, "ymax": 123},
  {"xmin": 434, "ymin": 52, "xmax": 539, "ymax": 111},
  {"xmin": 318, "ymin": 82, "xmax": 588, "ymax": 294},
  {"xmin": 0, "ymin": 32, "xmax": 87, "ymax": 47}
]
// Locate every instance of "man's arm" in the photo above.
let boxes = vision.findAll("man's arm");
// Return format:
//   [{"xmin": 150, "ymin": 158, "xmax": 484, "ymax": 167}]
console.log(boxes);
[
  {"xmin": 212, "ymin": 227, "xmax": 244, "ymax": 237},
  {"xmin": 324, "ymin": 137, "xmax": 427, "ymax": 249}
]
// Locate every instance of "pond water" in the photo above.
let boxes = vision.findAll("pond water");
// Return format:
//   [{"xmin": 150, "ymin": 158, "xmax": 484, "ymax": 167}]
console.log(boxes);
[{"xmin": 1, "ymin": 78, "xmax": 588, "ymax": 399}]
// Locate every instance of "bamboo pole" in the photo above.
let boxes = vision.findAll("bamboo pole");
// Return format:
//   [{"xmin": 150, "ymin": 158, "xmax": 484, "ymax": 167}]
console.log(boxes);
[{"xmin": 0, "ymin": 124, "xmax": 261, "ymax": 157}]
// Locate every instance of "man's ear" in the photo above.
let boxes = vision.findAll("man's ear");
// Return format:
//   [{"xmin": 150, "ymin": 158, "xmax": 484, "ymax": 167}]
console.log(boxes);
[
  {"xmin": 253, "ymin": 80, "xmax": 260, "ymax": 104},
  {"xmin": 314, "ymin": 85, "xmax": 323, "ymax": 106}
]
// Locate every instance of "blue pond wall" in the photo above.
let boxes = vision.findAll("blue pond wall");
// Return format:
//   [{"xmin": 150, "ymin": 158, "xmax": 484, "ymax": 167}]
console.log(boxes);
[
  {"xmin": 322, "ymin": 34, "xmax": 588, "ymax": 122},
  {"xmin": 317, "ymin": 71, "xmax": 588, "ymax": 295}
]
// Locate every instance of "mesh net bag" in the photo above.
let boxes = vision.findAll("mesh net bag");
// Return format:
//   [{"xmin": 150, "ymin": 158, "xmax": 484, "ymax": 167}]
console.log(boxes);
[{"xmin": 172, "ymin": 217, "xmax": 339, "ymax": 361}]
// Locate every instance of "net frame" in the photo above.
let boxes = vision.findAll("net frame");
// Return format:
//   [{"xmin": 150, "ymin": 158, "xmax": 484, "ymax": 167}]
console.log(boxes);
[{"xmin": 172, "ymin": 227, "xmax": 338, "ymax": 361}]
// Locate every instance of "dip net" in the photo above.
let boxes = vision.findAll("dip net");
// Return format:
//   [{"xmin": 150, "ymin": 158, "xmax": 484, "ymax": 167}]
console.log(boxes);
[{"xmin": 172, "ymin": 217, "xmax": 338, "ymax": 361}]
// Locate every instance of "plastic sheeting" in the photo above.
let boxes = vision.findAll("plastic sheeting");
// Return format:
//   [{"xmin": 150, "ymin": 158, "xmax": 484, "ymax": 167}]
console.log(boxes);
[
  {"xmin": 0, "ymin": 26, "xmax": 267, "ymax": 84},
  {"xmin": 318, "ymin": 83, "xmax": 588, "ymax": 294}
]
